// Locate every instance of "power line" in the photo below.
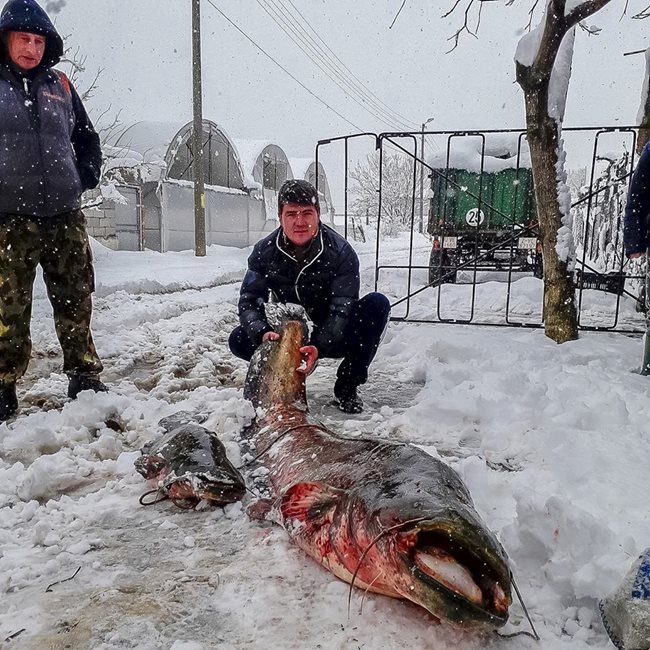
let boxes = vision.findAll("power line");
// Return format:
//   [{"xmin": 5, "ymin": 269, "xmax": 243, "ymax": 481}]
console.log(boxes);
[
  {"xmin": 269, "ymin": 0, "xmax": 439, "ymax": 153},
  {"xmin": 205, "ymin": 0, "xmax": 364, "ymax": 132},
  {"xmin": 259, "ymin": 0, "xmax": 418, "ymax": 131},
  {"xmin": 257, "ymin": 0, "xmax": 397, "ymax": 131},
  {"xmin": 207, "ymin": 0, "xmax": 439, "ymax": 156},
  {"xmin": 283, "ymin": 0, "xmax": 420, "ymax": 130}
]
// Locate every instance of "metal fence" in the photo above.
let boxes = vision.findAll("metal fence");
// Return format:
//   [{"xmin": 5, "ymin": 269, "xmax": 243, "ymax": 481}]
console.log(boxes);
[{"xmin": 316, "ymin": 127, "xmax": 646, "ymax": 334}]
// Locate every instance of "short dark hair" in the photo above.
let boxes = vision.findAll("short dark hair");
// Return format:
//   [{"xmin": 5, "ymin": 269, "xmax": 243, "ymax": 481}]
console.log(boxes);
[{"xmin": 278, "ymin": 179, "xmax": 319, "ymax": 211}]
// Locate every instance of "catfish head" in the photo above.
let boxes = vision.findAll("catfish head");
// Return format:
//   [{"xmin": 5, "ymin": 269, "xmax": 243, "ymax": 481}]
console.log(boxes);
[
  {"xmin": 363, "ymin": 477, "xmax": 512, "ymax": 628},
  {"xmin": 161, "ymin": 468, "xmax": 247, "ymax": 507},
  {"xmin": 244, "ymin": 303, "xmax": 309, "ymax": 410},
  {"xmin": 134, "ymin": 450, "xmax": 169, "ymax": 482},
  {"xmin": 135, "ymin": 423, "xmax": 247, "ymax": 509},
  {"xmin": 277, "ymin": 463, "xmax": 511, "ymax": 628},
  {"xmin": 385, "ymin": 510, "xmax": 511, "ymax": 627}
]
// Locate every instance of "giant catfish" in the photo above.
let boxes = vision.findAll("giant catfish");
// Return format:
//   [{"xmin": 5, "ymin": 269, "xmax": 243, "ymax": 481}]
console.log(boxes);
[{"xmin": 244, "ymin": 304, "xmax": 512, "ymax": 628}]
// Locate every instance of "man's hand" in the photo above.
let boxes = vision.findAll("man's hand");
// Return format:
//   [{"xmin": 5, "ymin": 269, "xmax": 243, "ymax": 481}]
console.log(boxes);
[
  {"xmin": 629, "ymin": 252, "xmax": 646, "ymax": 259},
  {"xmin": 262, "ymin": 332, "xmax": 318, "ymax": 375},
  {"xmin": 297, "ymin": 345, "xmax": 318, "ymax": 376}
]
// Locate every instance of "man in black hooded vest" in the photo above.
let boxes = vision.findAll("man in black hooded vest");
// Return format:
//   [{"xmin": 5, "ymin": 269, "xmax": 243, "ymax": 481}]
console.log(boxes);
[{"xmin": 0, "ymin": 0, "xmax": 107, "ymax": 422}]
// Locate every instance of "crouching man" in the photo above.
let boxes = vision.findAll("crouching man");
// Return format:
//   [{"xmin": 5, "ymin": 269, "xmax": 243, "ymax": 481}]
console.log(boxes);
[{"xmin": 229, "ymin": 179, "xmax": 390, "ymax": 413}]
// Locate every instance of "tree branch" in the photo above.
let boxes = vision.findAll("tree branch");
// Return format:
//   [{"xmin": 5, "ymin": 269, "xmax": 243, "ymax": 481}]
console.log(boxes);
[
  {"xmin": 565, "ymin": 0, "xmax": 613, "ymax": 27},
  {"xmin": 445, "ymin": 0, "xmax": 484, "ymax": 52},
  {"xmin": 389, "ymin": 0, "xmax": 407, "ymax": 28}
]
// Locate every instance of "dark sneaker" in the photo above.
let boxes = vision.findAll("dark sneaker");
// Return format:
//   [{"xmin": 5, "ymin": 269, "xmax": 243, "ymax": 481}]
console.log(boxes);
[
  {"xmin": 68, "ymin": 374, "xmax": 108, "ymax": 399},
  {"xmin": 0, "ymin": 383, "xmax": 18, "ymax": 422},
  {"xmin": 334, "ymin": 379, "xmax": 363, "ymax": 414}
]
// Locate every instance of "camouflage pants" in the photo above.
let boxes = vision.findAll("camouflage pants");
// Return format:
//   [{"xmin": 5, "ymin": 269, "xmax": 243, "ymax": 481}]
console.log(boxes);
[{"xmin": 0, "ymin": 210, "xmax": 103, "ymax": 385}]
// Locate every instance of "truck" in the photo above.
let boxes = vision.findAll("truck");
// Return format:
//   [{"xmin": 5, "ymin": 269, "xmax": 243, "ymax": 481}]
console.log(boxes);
[{"xmin": 427, "ymin": 139, "xmax": 542, "ymax": 285}]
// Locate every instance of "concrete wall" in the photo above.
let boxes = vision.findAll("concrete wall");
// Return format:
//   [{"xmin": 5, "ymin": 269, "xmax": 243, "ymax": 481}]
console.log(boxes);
[
  {"xmin": 141, "ymin": 182, "xmax": 162, "ymax": 252},
  {"xmin": 83, "ymin": 189, "xmax": 119, "ymax": 250},
  {"xmin": 88, "ymin": 179, "xmax": 336, "ymax": 253}
]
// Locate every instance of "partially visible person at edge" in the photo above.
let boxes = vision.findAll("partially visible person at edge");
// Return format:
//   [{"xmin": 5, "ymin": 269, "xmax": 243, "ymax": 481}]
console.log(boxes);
[
  {"xmin": 229, "ymin": 178, "xmax": 390, "ymax": 414},
  {"xmin": 0, "ymin": 0, "xmax": 107, "ymax": 423},
  {"xmin": 624, "ymin": 141, "xmax": 650, "ymax": 319}
]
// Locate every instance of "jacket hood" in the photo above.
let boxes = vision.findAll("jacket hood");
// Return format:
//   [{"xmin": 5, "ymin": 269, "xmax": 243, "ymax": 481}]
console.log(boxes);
[{"xmin": 0, "ymin": 0, "xmax": 63, "ymax": 68}]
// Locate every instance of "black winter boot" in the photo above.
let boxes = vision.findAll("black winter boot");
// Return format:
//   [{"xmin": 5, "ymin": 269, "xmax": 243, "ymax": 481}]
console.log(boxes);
[
  {"xmin": 0, "ymin": 383, "xmax": 18, "ymax": 422},
  {"xmin": 334, "ymin": 378, "xmax": 363, "ymax": 414},
  {"xmin": 68, "ymin": 374, "xmax": 108, "ymax": 399}
]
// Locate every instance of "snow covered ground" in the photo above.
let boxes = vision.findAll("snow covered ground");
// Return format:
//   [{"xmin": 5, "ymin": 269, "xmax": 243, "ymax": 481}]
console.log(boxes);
[{"xmin": 1, "ymin": 234, "xmax": 649, "ymax": 650}]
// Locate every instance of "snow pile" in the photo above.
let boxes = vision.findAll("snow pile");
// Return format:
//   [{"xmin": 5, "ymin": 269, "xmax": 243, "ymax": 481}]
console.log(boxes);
[
  {"xmin": 428, "ymin": 132, "xmax": 532, "ymax": 173},
  {"xmin": 0, "ymin": 233, "xmax": 649, "ymax": 649}
]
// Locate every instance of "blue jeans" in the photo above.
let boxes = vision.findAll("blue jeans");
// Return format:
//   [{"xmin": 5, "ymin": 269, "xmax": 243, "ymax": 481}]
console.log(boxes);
[{"xmin": 229, "ymin": 292, "xmax": 390, "ymax": 386}]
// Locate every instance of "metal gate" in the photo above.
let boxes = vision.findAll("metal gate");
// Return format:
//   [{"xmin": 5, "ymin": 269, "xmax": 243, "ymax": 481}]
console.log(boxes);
[
  {"xmin": 316, "ymin": 127, "xmax": 646, "ymax": 334},
  {"xmin": 113, "ymin": 185, "xmax": 144, "ymax": 251}
]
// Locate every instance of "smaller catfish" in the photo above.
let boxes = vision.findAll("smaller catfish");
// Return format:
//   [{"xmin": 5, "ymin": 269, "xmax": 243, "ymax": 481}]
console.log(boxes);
[{"xmin": 135, "ymin": 413, "xmax": 246, "ymax": 508}]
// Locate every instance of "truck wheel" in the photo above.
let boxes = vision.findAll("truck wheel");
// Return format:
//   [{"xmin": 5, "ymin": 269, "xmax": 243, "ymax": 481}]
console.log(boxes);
[{"xmin": 429, "ymin": 248, "xmax": 457, "ymax": 286}]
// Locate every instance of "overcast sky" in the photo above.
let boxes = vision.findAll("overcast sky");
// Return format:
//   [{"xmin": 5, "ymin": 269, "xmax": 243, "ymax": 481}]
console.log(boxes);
[{"xmin": 56, "ymin": 0, "xmax": 647, "ymax": 161}]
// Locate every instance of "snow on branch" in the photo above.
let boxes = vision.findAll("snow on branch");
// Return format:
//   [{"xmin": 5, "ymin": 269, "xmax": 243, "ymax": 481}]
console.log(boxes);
[
  {"xmin": 563, "ymin": 0, "xmax": 613, "ymax": 27},
  {"xmin": 513, "ymin": 0, "xmax": 613, "ymax": 84},
  {"xmin": 444, "ymin": 0, "xmax": 641, "ymax": 50}
]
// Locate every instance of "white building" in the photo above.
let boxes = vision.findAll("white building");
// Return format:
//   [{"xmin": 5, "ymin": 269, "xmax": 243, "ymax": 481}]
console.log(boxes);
[{"xmin": 87, "ymin": 120, "xmax": 336, "ymax": 251}]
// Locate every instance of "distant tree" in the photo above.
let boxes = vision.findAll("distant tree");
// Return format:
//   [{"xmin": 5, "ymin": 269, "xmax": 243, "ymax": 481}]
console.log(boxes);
[
  {"xmin": 349, "ymin": 151, "xmax": 419, "ymax": 237},
  {"xmin": 443, "ymin": 0, "xmax": 650, "ymax": 342},
  {"xmin": 59, "ymin": 34, "xmax": 121, "ymax": 139},
  {"xmin": 573, "ymin": 153, "xmax": 630, "ymax": 271},
  {"xmin": 58, "ymin": 34, "xmax": 125, "ymax": 206}
]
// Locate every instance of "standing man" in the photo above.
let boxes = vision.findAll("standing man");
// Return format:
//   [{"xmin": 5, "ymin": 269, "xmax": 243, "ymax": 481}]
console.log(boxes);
[
  {"xmin": 229, "ymin": 179, "xmax": 390, "ymax": 413},
  {"xmin": 624, "ymin": 141, "xmax": 650, "ymax": 372},
  {"xmin": 0, "ymin": 0, "xmax": 107, "ymax": 422}
]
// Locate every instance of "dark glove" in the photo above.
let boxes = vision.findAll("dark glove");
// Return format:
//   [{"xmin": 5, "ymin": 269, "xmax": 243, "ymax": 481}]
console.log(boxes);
[{"xmin": 78, "ymin": 165, "xmax": 100, "ymax": 191}]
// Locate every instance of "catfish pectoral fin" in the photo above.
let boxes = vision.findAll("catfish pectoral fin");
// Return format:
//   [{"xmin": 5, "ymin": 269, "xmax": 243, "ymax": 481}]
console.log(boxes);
[
  {"xmin": 279, "ymin": 482, "xmax": 343, "ymax": 527},
  {"xmin": 247, "ymin": 498, "xmax": 274, "ymax": 521}
]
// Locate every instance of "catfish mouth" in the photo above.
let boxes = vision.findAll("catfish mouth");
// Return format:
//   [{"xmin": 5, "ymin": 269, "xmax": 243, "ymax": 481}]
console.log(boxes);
[
  {"xmin": 403, "ymin": 529, "xmax": 511, "ymax": 627},
  {"xmin": 134, "ymin": 455, "xmax": 168, "ymax": 481},
  {"xmin": 198, "ymin": 482, "xmax": 246, "ymax": 506},
  {"xmin": 166, "ymin": 475, "xmax": 246, "ymax": 508}
]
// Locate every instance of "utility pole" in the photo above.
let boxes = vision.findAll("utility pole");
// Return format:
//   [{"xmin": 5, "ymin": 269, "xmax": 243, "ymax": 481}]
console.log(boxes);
[
  {"xmin": 419, "ymin": 117, "xmax": 434, "ymax": 234},
  {"xmin": 192, "ymin": 0, "xmax": 206, "ymax": 256}
]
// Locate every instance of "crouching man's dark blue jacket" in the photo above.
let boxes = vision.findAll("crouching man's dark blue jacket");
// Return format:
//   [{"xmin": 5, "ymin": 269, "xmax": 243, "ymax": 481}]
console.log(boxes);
[
  {"xmin": 0, "ymin": 0, "xmax": 102, "ymax": 217},
  {"xmin": 624, "ymin": 141, "xmax": 650, "ymax": 257},
  {"xmin": 238, "ymin": 224, "xmax": 360, "ymax": 356}
]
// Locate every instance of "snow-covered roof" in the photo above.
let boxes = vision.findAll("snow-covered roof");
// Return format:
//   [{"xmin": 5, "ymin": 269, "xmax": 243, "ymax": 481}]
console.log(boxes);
[
  {"xmin": 288, "ymin": 157, "xmax": 313, "ymax": 182},
  {"xmin": 233, "ymin": 139, "xmax": 275, "ymax": 176},
  {"xmin": 106, "ymin": 120, "xmax": 249, "ymax": 188},
  {"xmin": 233, "ymin": 140, "xmax": 294, "ymax": 189},
  {"xmin": 107, "ymin": 121, "xmax": 185, "ymax": 165},
  {"xmin": 428, "ymin": 133, "xmax": 532, "ymax": 173}
]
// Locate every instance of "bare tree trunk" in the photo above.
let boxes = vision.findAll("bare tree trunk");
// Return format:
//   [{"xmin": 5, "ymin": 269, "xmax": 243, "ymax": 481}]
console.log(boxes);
[
  {"xmin": 636, "ymin": 50, "xmax": 650, "ymax": 155},
  {"xmin": 520, "ymin": 78, "xmax": 578, "ymax": 342},
  {"xmin": 513, "ymin": 0, "xmax": 612, "ymax": 343}
]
